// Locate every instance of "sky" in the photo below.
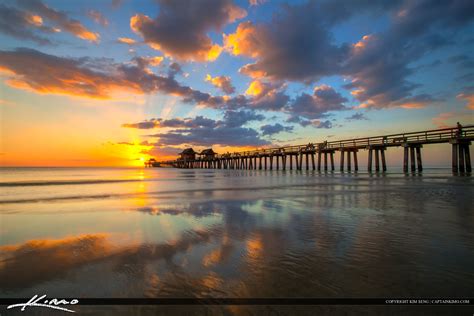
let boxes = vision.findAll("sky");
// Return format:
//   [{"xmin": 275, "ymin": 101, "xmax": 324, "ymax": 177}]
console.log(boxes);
[{"xmin": 0, "ymin": 0, "xmax": 473, "ymax": 167}]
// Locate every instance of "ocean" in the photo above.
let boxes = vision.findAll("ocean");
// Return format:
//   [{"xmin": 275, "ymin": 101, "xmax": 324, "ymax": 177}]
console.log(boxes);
[{"xmin": 0, "ymin": 167, "xmax": 473, "ymax": 314}]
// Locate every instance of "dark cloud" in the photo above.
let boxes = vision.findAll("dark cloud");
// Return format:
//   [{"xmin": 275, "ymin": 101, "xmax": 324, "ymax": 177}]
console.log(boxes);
[
  {"xmin": 17, "ymin": 0, "xmax": 100, "ymax": 42},
  {"xmin": 150, "ymin": 126, "xmax": 270, "ymax": 147},
  {"xmin": 124, "ymin": 110, "xmax": 270, "ymax": 147},
  {"xmin": 316, "ymin": 120, "xmax": 333, "ymax": 129},
  {"xmin": 124, "ymin": 110, "xmax": 269, "ymax": 147},
  {"xmin": 448, "ymin": 54, "xmax": 474, "ymax": 69},
  {"xmin": 0, "ymin": 4, "xmax": 57, "ymax": 44},
  {"xmin": 223, "ymin": 110, "xmax": 264, "ymax": 128},
  {"xmin": 122, "ymin": 116, "xmax": 219, "ymax": 129},
  {"xmin": 131, "ymin": 0, "xmax": 246, "ymax": 61},
  {"xmin": 342, "ymin": 0, "xmax": 474, "ymax": 108},
  {"xmin": 286, "ymin": 85, "xmax": 348, "ymax": 121},
  {"xmin": 225, "ymin": 0, "xmax": 474, "ymax": 109},
  {"xmin": 168, "ymin": 62, "xmax": 182, "ymax": 78},
  {"xmin": 224, "ymin": 3, "xmax": 348, "ymax": 82},
  {"xmin": 345, "ymin": 113, "xmax": 368, "ymax": 121},
  {"xmin": 260, "ymin": 123, "xmax": 293, "ymax": 136}
]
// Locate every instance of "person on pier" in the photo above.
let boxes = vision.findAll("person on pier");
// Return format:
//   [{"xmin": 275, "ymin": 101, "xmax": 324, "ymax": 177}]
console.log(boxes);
[{"xmin": 456, "ymin": 122, "xmax": 463, "ymax": 137}]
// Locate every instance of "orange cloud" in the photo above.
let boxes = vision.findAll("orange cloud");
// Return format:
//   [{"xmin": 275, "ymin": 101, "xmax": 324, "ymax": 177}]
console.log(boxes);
[
  {"xmin": 117, "ymin": 37, "xmax": 136, "ymax": 45},
  {"xmin": 245, "ymin": 79, "xmax": 265, "ymax": 96},
  {"xmin": 352, "ymin": 34, "xmax": 374, "ymax": 52},
  {"xmin": 432, "ymin": 112, "xmax": 454, "ymax": 128},
  {"xmin": 457, "ymin": 92, "xmax": 474, "ymax": 110},
  {"xmin": 19, "ymin": 0, "xmax": 100, "ymax": 43},
  {"xmin": 224, "ymin": 21, "xmax": 261, "ymax": 58},
  {"xmin": 25, "ymin": 14, "xmax": 43, "ymax": 26},
  {"xmin": 205, "ymin": 74, "xmax": 235, "ymax": 94},
  {"xmin": 130, "ymin": 1, "xmax": 245, "ymax": 62},
  {"xmin": 0, "ymin": 48, "xmax": 222, "ymax": 105}
]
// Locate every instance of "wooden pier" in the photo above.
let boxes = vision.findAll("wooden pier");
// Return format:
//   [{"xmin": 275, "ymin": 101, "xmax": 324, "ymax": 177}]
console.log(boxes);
[{"xmin": 151, "ymin": 125, "xmax": 473, "ymax": 173}]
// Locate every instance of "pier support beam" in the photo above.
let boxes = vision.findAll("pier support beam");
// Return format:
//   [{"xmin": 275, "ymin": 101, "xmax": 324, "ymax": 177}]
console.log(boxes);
[
  {"xmin": 353, "ymin": 151, "xmax": 359, "ymax": 172},
  {"xmin": 402, "ymin": 144, "xmax": 422, "ymax": 173},
  {"xmin": 330, "ymin": 152, "xmax": 335, "ymax": 171},
  {"xmin": 368, "ymin": 146, "xmax": 386, "ymax": 173},
  {"xmin": 340, "ymin": 150, "xmax": 345, "ymax": 172},
  {"xmin": 318, "ymin": 152, "xmax": 322, "ymax": 171},
  {"xmin": 324, "ymin": 152, "xmax": 328, "ymax": 171},
  {"xmin": 368, "ymin": 149, "xmax": 373, "ymax": 172},
  {"xmin": 451, "ymin": 140, "xmax": 472, "ymax": 173}
]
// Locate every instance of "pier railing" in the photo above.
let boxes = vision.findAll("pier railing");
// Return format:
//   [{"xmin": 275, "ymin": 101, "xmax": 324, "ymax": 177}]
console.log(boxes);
[{"xmin": 216, "ymin": 125, "xmax": 474, "ymax": 158}]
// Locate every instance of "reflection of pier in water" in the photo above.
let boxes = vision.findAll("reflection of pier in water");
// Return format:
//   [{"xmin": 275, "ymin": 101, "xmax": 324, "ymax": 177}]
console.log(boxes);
[{"xmin": 149, "ymin": 125, "xmax": 473, "ymax": 173}]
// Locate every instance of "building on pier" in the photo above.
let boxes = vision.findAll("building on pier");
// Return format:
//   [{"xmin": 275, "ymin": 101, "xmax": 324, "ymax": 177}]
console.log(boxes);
[
  {"xmin": 145, "ymin": 158, "xmax": 160, "ymax": 167},
  {"xmin": 179, "ymin": 148, "xmax": 197, "ymax": 161},
  {"xmin": 200, "ymin": 148, "xmax": 216, "ymax": 160}
]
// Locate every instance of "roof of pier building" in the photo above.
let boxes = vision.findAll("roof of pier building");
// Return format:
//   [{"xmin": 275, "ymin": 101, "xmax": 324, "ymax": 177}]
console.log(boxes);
[{"xmin": 200, "ymin": 148, "xmax": 216, "ymax": 155}]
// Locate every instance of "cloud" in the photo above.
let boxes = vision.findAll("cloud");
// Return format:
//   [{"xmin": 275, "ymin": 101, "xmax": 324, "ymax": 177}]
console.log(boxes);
[
  {"xmin": 225, "ymin": 1, "xmax": 474, "ymax": 109},
  {"xmin": 249, "ymin": 0, "xmax": 266, "ymax": 6},
  {"xmin": 141, "ymin": 145, "xmax": 182, "ymax": 158},
  {"xmin": 260, "ymin": 123, "xmax": 293, "ymax": 136},
  {"xmin": 130, "ymin": 0, "xmax": 246, "ymax": 62},
  {"xmin": 206, "ymin": 74, "xmax": 235, "ymax": 94},
  {"xmin": 345, "ymin": 113, "xmax": 368, "ymax": 121},
  {"xmin": 150, "ymin": 126, "xmax": 269, "ymax": 147},
  {"xmin": 0, "ymin": 3, "xmax": 59, "ymax": 44},
  {"xmin": 125, "ymin": 111, "xmax": 269, "ymax": 147},
  {"xmin": 315, "ymin": 120, "xmax": 333, "ymax": 129},
  {"xmin": 122, "ymin": 116, "xmax": 219, "ymax": 129},
  {"xmin": 457, "ymin": 90, "xmax": 474, "ymax": 110},
  {"xmin": 448, "ymin": 55, "xmax": 474, "ymax": 69},
  {"xmin": 87, "ymin": 10, "xmax": 108, "ymax": 27},
  {"xmin": 432, "ymin": 112, "xmax": 455, "ymax": 128},
  {"xmin": 342, "ymin": 1, "xmax": 474, "ymax": 108},
  {"xmin": 123, "ymin": 110, "xmax": 263, "ymax": 131},
  {"xmin": 223, "ymin": 3, "xmax": 347, "ymax": 82},
  {"xmin": 18, "ymin": 0, "xmax": 100, "ymax": 43},
  {"xmin": 222, "ymin": 110, "xmax": 264, "ymax": 127},
  {"xmin": 117, "ymin": 37, "xmax": 137, "ymax": 45},
  {"xmin": 244, "ymin": 80, "xmax": 289, "ymax": 111},
  {"xmin": 0, "ymin": 48, "xmax": 224, "ymax": 104},
  {"xmin": 286, "ymin": 85, "xmax": 348, "ymax": 121}
]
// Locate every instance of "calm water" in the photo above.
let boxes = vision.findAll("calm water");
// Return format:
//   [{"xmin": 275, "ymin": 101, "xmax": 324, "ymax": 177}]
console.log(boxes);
[{"xmin": 0, "ymin": 167, "xmax": 473, "ymax": 313}]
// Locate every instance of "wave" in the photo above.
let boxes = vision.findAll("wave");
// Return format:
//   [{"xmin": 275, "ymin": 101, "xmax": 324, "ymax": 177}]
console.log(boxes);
[{"xmin": 0, "ymin": 179, "xmax": 145, "ymax": 187}]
